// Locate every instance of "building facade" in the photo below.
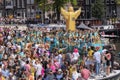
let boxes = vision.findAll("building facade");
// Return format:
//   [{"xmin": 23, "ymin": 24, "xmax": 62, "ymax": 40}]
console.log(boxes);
[
  {"xmin": 77, "ymin": 0, "xmax": 117, "ymax": 19},
  {"xmin": 0, "ymin": 0, "xmax": 4, "ymax": 17},
  {"xmin": 117, "ymin": 4, "xmax": 120, "ymax": 20},
  {"xmin": 0, "ymin": 0, "xmax": 37, "ymax": 19},
  {"xmin": 77, "ymin": 0, "xmax": 117, "ymax": 25},
  {"xmin": 0, "ymin": 0, "xmax": 118, "ymax": 24}
]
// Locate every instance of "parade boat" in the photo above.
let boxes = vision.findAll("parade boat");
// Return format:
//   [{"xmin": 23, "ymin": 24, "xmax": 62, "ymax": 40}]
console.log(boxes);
[{"xmin": 89, "ymin": 70, "xmax": 120, "ymax": 80}]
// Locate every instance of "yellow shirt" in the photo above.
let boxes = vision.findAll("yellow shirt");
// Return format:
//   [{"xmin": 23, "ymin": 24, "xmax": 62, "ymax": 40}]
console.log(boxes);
[
  {"xmin": 69, "ymin": 66, "xmax": 74, "ymax": 77},
  {"xmin": 88, "ymin": 50, "xmax": 94, "ymax": 59},
  {"xmin": 31, "ymin": 67, "xmax": 35, "ymax": 76},
  {"xmin": 0, "ymin": 76, "xmax": 5, "ymax": 80}
]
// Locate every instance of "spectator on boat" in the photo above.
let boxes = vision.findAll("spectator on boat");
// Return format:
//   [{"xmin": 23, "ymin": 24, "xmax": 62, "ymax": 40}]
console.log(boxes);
[
  {"xmin": 93, "ymin": 47, "xmax": 101, "ymax": 75},
  {"xmin": 105, "ymin": 51, "xmax": 111, "ymax": 75},
  {"xmin": 81, "ymin": 66, "xmax": 91, "ymax": 80}
]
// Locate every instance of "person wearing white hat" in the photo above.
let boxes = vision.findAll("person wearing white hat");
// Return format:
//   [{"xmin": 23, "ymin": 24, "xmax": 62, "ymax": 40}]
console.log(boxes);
[
  {"xmin": 56, "ymin": 69, "xmax": 63, "ymax": 80},
  {"xmin": 101, "ymin": 48, "xmax": 107, "ymax": 72}
]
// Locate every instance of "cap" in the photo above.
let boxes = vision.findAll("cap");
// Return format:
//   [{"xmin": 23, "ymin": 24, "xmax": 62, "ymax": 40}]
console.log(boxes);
[
  {"xmin": 58, "ymin": 69, "xmax": 62, "ymax": 72},
  {"xmin": 102, "ymin": 49, "xmax": 107, "ymax": 53}
]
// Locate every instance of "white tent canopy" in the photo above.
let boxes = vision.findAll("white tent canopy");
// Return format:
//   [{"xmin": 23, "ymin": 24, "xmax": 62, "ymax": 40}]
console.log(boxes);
[
  {"xmin": 77, "ymin": 22, "xmax": 93, "ymax": 30},
  {"xmin": 45, "ymin": 24, "xmax": 66, "ymax": 28}
]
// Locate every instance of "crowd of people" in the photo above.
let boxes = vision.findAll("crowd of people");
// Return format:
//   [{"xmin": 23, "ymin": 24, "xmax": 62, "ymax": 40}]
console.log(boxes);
[
  {"xmin": 0, "ymin": 26, "xmax": 118, "ymax": 80},
  {"xmin": 0, "ymin": 18, "xmax": 26, "ymax": 24}
]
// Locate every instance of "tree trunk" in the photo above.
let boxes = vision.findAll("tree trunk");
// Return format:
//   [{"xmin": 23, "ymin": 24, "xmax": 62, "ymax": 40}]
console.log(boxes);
[{"xmin": 56, "ymin": 7, "xmax": 60, "ymax": 21}]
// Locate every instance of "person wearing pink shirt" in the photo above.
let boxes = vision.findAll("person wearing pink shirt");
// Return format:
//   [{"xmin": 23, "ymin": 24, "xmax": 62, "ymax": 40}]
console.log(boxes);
[
  {"xmin": 81, "ymin": 66, "xmax": 91, "ymax": 80},
  {"xmin": 24, "ymin": 61, "xmax": 31, "ymax": 75}
]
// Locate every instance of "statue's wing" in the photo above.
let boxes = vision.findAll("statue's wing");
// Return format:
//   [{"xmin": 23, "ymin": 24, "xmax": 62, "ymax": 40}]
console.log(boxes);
[
  {"xmin": 61, "ymin": 7, "xmax": 68, "ymax": 20},
  {"xmin": 75, "ymin": 7, "xmax": 81, "ymax": 19}
]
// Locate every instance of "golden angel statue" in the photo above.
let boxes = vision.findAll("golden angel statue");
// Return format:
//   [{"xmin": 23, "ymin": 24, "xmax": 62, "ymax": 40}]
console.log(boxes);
[{"xmin": 61, "ymin": 6, "xmax": 81, "ymax": 31}]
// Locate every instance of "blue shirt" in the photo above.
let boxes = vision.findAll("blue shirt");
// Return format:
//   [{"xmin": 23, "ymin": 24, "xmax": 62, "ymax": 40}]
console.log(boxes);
[{"xmin": 2, "ymin": 69, "xmax": 9, "ymax": 78}]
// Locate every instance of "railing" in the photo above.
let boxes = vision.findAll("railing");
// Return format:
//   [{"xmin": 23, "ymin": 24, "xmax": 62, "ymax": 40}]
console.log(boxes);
[
  {"xmin": 89, "ymin": 70, "xmax": 120, "ymax": 80},
  {"xmin": 103, "ymin": 72, "xmax": 120, "ymax": 80},
  {"xmin": 5, "ymin": 5, "xmax": 13, "ymax": 9}
]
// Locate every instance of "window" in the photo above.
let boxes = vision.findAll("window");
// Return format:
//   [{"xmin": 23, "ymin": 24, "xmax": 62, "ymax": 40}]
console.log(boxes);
[
  {"xmin": 13, "ymin": 0, "xmax": 16, "ymax": 6},
  {"xmin": 112, "ymin": 6, "xmax": 115, "ymax": 10},
  {"xmin": 106, "ymin": 0, "xmax": 110, "ymax": 4},
  {"xmin": 85, "ymin": 0, "xmax": 89, "ymax": 5},
  {"xmin": 5, "ymin": 0, "xmax": 13, "ymax": 9},
  {"xmin": 87, "ymin": 11, "xmax": 90, "ymax": 18},
  {"xmin": 17, "ymin": 0, "xmax": 20, "ymax": 8},
  {"xmin": 6, "ymin": 0, "xmax": 12, "ymax": 6},
  {"xmin": 31, "ymin": 0, "xmax": 34, "ymax": 4},
  {"xmin": 22, "ymin": 0, "xmax": 25, "ymax": 8},
  {"xmin": 111, "ymin": 0, "xmax": 115, "ymax": 4},
  {"xmin": 27, "ymin": 0, "xmax": 34, "ymax": 4},
  {"xmin": 17, "ymin": 13, "xmax": 20, "ymax": 16},
  {"xmin": 32, "ymin": 6, "xmax": 34, "ymax": 9},
  {"xmin": 91, "ymin": 0, "xmax": 95, "ymax": 3},
  {"xmin": 27, "ymin": 0, "xmax": 30, "ymax": 4},
  {"xmin": 16, "ymin": 10, "xmax": 25, "ymax": 18}
]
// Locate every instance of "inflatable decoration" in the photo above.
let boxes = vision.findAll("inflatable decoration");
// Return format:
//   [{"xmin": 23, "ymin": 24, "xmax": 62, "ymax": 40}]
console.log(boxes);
[{"xmin": 61, "ymin": 6, "xmax": 81, "ymax": 31}]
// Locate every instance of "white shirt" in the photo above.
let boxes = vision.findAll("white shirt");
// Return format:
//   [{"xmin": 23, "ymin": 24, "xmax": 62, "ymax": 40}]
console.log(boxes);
[
  {"xmin": 55, "ymin": 54, "xmax": 62, "ymax": 64},
  {"xmin": 72, "ymin": 71, "xmax": 81, "ymax": 80},
  {"xmin": 93, "ymin": 51, "xmax": 101, "ymax": 63},
  {"xmin": 20, "ymin": 60, "xmax": 26, "ymax": 67},
  {"xmin": 58, "ymin": 54, "xmax": 62, "ymax": 64},
  {"xmin": 17, "ymin": 45, "xmax": 21, "ymax": 52},
  {"xmin": 10, "ymin": 53, "xmax": 16, "ymax": 59},
  {"xmin": 35, "ymin": 64, "xmax": 42, "ymax": 76},
  {"xmin": 7, "ymin": 35, "xmax": 11, "ymax": 40},
  {"xmin": 72, "ymin": 52, "xmax": 80, "ymax": 61},
  {"xmin": 35, "ymin": 44, "xmax": 39, "ymax": 49}
]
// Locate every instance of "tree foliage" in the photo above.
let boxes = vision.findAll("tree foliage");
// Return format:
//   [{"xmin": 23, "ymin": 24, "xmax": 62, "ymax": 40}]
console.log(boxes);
[
  {"xmin": 92, "ymin": 0, "xmax": 105, "ymax": 19},
  {"xmin": 35, "ymin": 0, "xmax": 78, "ymax": 21},
  {"xmin": 53, "ymin": 0, "xmax": 77, "ymax": 20},
  {"xmin": 67, "ymin": 0, "xmax": 77, "ymax": 6},
  {"xmin": 35, "ymin": 0, "xmax": 51, "ymax": 11},
  {"xmin": 116, "ymin": 0, "xmax": 120, "ymax": 5}
]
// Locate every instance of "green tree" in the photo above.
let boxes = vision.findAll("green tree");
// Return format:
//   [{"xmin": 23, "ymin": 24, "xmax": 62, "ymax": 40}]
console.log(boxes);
[
  {"xmin": 53, "ymin": 0, "xmax": 77, "ymax": 21},
  {"xmin": 116, "ymin": 0, "xmax": 120, "ymax": 5},
  {"xmin": 69, "ymin": 0, "xmax": 77, "ymax": 6},
  {"xmin": 92, "ymin": 0, "xmax": 105, "ymax": 19},
  {"xmin": 53, "ymin": 0, "xmax": 67, "ymax": 21},
  {"xmin": 35, "ymin": 0, "xmax": 52, "ymax": 23},
  {"xmin": 35, "ymin": 0, "xmax": 77, "ymax": 21},
  {"xmin": 35, "ymin": 0, "xmax": 53, "ymax": 12}
]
